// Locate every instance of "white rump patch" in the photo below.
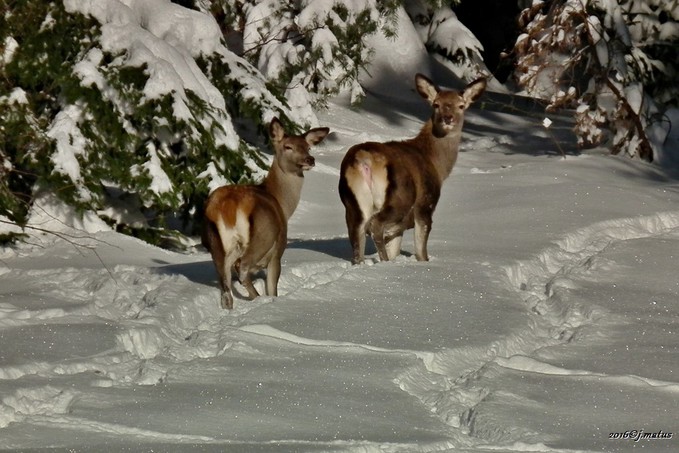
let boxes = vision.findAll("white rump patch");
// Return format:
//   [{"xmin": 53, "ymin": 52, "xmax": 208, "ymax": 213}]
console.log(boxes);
[{"xmin": 216, "ymin": 208, "xmax": 250, "ymax": 261}]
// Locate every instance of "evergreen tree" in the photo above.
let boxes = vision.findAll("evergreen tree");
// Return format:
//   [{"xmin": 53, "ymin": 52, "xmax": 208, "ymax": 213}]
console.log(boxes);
[
  {"xmin": 205, "ymin": 0, "xmax": 401, "ymax": 107},
  {"xmin": 513, "ymin": 0, "xmax": 679, "ymax": 161},
  {"xmin": 0, "ymin": 1, "xmax": 293, "ymax": 243},
  {"xmin": 1, "ymin": 0, "xmax": 488, "ymax": 246}
]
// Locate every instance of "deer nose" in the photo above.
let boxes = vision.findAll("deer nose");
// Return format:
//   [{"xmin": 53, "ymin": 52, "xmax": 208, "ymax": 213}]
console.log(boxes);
[{"xmin": 299, "ymin": 156, "xmax": 316, "ymax": 170}]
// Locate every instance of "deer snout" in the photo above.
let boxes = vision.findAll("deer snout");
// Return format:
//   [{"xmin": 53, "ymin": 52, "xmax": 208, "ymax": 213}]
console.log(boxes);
[
  {"xmin": 442, "ymin": 115, "xmax": 455, "ymax": 126},
  {"xmin": 300, "ymin": 155, "xmax": 315, "ymax": 170}
]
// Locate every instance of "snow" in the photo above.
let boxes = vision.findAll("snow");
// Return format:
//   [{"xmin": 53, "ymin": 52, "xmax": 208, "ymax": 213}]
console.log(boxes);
[
  {"xmin": 22, "ymin": 193, "xmax": 111, "ymax": 236},
  {"xmin": 45, "ymin": 104, "xmax": 90, "ymax": 201},
  {"xmin": 359, "ymin": 5, "xmax": 430, "ymax": 94},
  {"xmin": 311, "ymin": 27, "xmax": 338, "ymax": 64},
  {"xmin": 65, "ymin": 0, "xmax": 242, "ymax": 149},
  {"xmin": 297, "ymin": 0, "xmax": 379, "ymax": 30},
  {"xmin": 3, "ymin": 80, "xmax": 679, "ymax": 450},
  {"xmin": 3, "ymin": 87, "xmax": 28, "ymax": 105},
  {"xmin": 136, "ymin": 142, "xmax": 174, "ymax": 195},
  {"xmin": 623, "ymin": 82, "xmax": 643, "ymax": 114},
  {"xmin": 1, "ymin": 36, "xmax": 19, "ymax": 65},
  {"xmin": 3, "ymin": 2, "xmax": 679, "ymax": 451},
  {"xmin": 429, "ymin": 8, "xmax": 484, "ymax": 59}
]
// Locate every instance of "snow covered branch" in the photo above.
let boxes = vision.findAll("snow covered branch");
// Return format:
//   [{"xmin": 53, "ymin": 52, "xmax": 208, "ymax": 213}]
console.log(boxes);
[{"xmin": 513, "ymin": 0, "xmax": 679, "ymax": 162}]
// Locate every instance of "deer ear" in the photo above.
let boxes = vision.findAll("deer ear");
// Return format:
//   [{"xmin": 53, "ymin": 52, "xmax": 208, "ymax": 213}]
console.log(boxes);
[
  {"xmin": 415, "ymin": 73, "xmax": 439, "ymax": 104},
  {"xmin": 304, "ymin": 127, "xmax": 329, "ymax": 146},
  {"xmin": 461, "ymin": 78, "xmax": 487, "ymax": 108},
  {"xmin": 269, "ymin": 117, "xmax": 286, "ymax": 142}
]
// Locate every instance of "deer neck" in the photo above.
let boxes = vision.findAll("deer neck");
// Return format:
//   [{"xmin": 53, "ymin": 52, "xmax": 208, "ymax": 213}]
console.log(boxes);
[
  {"xmin": 411, "ymin": 120, "xmax": 463, "ymax": 182},
  {"xmin": 262, "ymin": 158, "xmax": 304, "ymax": 221}
]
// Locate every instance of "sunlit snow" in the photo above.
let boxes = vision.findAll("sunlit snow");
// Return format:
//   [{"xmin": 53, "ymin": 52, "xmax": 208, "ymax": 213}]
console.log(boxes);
[{"xmin": 1, "ymin": 1, "xmax": 679, "ymax": 452}]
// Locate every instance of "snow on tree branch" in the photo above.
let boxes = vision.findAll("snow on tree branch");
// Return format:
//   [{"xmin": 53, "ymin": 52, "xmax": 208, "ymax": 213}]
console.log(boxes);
[{"xmin": 513, "ymin": 0, "xmax": 679, "ymax": 162}]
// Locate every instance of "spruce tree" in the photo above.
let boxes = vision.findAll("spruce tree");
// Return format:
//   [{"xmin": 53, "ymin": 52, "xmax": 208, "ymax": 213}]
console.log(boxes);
[
  {"xmin": 206, "ymin": 0, "xmax": 401, "ymax": 107},
  {"xmin": 0, "ymin": 1, "xmax": 288, "ymax": 244},
  {"xmin": 1, "ymin": 0, "xmax": 489, "ymax": 246}
]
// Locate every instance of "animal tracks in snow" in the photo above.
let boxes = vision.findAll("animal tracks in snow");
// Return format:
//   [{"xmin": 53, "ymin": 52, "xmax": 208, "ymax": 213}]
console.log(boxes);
[
  {"xmin": 2, "ymin": 208, "xmax": 679, "ymax": 448},
  {"xmin": 505, "ymin": 210, "xmax": 679, "ymax": 325},
  {"xmin": 395, "ymin": 210, "xmax": 679, "ymax": 443}
]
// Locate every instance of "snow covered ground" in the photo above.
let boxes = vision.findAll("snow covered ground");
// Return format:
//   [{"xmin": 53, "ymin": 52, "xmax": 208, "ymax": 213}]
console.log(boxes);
[{"xmin": 2, "ymin": 81, "xmax": 679, "ymax": 452}]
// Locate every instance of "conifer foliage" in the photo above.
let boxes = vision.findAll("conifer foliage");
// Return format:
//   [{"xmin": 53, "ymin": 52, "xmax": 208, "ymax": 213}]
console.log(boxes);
[
  {"xmin": 207, "ymin": 0, "xmax": 401, "ymax": 108},
  {"xmin": 405, "ymin": 0, "xmax": 485, "ymax": 81},
  {"xmin": 0, "ymin": 0, "xmax": 404, "ymax": 243},
  {"xmin": 514, "ymin": 0, "xmax": 679, "ymax": 161},
  {"xmin": 1, "ymin": 1, "xmax": 285, "ymax": 241},
  {"xmin": 12, "ymin": 0, "xmax": 674, "ymax": 246}
]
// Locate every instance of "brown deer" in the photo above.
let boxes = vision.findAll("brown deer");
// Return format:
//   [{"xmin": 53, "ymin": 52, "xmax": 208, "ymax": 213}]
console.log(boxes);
[
  {"xmin": 203, "ymin": 118, "xmax": 329, "ymax": 308},
  {"xmin": 338, "ymin": 74, "xmax": 486, "ymax": 264}
]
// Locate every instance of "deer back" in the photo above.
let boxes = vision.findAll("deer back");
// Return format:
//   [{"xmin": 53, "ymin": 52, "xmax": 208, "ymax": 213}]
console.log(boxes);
[{"xmin": 340, "ymin": 75, "xmax": 486, "ymax": 216}]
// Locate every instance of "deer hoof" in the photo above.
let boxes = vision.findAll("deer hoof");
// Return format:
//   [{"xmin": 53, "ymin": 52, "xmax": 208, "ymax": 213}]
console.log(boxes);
[{"xmin": 221, "ymin": 292, "xmax": 234, "ymax": 309}]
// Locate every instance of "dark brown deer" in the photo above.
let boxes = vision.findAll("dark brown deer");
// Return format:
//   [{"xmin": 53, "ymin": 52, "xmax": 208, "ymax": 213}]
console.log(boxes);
[
  {"xmin": 338, "ymin": 74, "xmax": 486, "ymax": 264},
  {"xmin": 203, "ymin": 118, "xmax": 329, "ymax": 308}
]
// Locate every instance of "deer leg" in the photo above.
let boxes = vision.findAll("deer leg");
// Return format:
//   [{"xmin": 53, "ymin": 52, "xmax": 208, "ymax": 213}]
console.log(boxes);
[
  {"xmin": 385, "ymin": 234, "xmax": 403, "ymax": 260},
  {"xmin": 414, "ymin": 211, "xmax": 433, "ymax": 262},
  {"xmin": 219, "ymin": 252, "xmax": 241, "ymax": 309},
  {"xmin": 346, "ymin": 207, "xmax": 367, "ymax": 265},
  {"xmin": 371, "ymin": 205, "xmax": 405, "ymax": 262},
  {"xmin": 204, "ymin": 221, "xmax": 238, "ymax": 309},
  {"xmin": 204, "ymin": 222, "xmax": 227, "ymax": 291},
  {"xmin": 264, "ymin": 258, "xmax": 281, "ymax": 297},
  {"xmin": 220, "ymin": 290, "xmax": 234, "ymax": 310},
  {"xmin": 355, "ymin": 223, "xmax": 368, "ymax": 264},
  {"xmin": 238, "ymin": 266, "xmax": 260, "ymax": 300},
  {"xmin": 210, "ymin": 241, "xmax": 229, "ymax": 294},
  {"xmin": 236, "ymin": 255, "xmax": 262, "ymax": 300},
  {"xmin": 368, "ymin": 218, "xmax": 390, "ymax": 262}
]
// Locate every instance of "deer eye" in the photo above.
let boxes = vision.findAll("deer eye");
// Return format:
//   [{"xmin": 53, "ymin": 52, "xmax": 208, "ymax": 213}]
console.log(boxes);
[
  {"xmin": 433, "ymin": 102, "xmax": 440, "ymax": 109},
  {"xmin": 284, "ymin": 145, "xmax": 293, "ymax": 151}
]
